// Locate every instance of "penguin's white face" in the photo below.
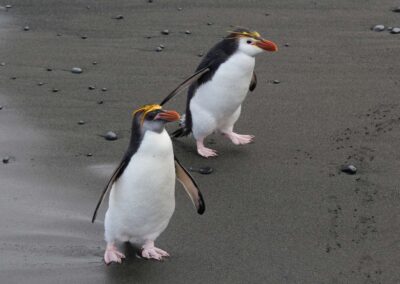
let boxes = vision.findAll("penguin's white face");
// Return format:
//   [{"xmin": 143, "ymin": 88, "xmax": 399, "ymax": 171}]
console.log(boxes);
[{"xmin": 237, "ymin": 36, "xmax": 278, "ymax": 57}]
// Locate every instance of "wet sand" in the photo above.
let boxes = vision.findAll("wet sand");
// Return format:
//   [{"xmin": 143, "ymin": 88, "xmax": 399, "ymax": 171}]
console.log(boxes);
[{"xmin": 1, "ymin": 1, "xmax": 400, "ymax": 283}]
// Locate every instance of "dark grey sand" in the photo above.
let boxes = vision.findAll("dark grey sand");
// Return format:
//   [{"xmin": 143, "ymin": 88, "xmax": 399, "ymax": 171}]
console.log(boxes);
[{"xmin": 1, "ymin": 1, "xmax": 400, "ymax": 283}]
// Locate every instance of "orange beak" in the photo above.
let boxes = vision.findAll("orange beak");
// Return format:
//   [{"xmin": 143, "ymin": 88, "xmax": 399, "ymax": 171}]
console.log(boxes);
[
  {"xmin": 154, "ymin": 110, "xmax": 180, "ymax": 122},
  {"xmin": 255, "ymin": 39, "xmax": 278, "ymax": 52}
]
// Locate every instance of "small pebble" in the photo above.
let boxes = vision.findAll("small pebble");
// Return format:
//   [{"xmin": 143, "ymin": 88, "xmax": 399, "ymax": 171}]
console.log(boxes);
[
  {"xmin": 5, "ymin": 4, "xmax": 12, "ymax": 9},
  {"xmin": 392, "ymin": 7, "xmax": 400, "ymax": 12},
  {"xmin": 114, "ymin": 15, "xmax": 124, "ymax": 20},
  {"xmin": 148, "ymin": 0, "xmax": 153, "ymax": 3},
  {"xmin": 156, "ymin": 46, "xmax": 163, "ymax": 52},
  {"xmin": 273, "ymin": 80, "xmax": 280, "ymax": 84},
  {"xmin": 265, "ymin": 13, "xmax": 270, "ymax": 16},
  {"xmin": 97, "ymin": 100, "xmax": 104, "ymax": 104},
  {"xmin": 2, "ymin": 157, "xmax": 10, "ymax": 164},
  {"xmin": 0, "ymin": 62, "xmax": 5, "ymax": 66},
  {"xmin": 37, "ymin": 82, "xmax": 44, "ymax": 86},
  {"xmin": 371, "ymin": 25, "xmax": 385, "ymax": 32},
  {"xmin": 0, "ymin": 105, "xmax": 3, "ymax": 110},
  {"xmin": 341, "ymin": 164, "xmax": 357, "ymax": 175},
  {"xmin": 56, "ymin": 33, "xmax": 62, "ymax": 36},
  {"xmin": 189, "ymin": 166, "xmax": 214, "ymax": 175},
  {"xmin": 390, "ymin": 27, "xmax": 400, "ymax": 34},
  {"xmin": 52, "ymin": 88, "xmax": 59, "ymax": 93},
  {"xmin": 92, "ymin": 61, "xmax": 97, "ymax": 65},
  {"xmin": 185, "ymin": 30, "xmax": 191, "ymax": 34},
  {"xmin": 161, "ymin": 29, "xmax": 169, "ymax": 35},
  {"xmin": 23, "ymin": 26, "xmax": 30, "ymax": 31},
  {"xmin": 207, "ymin": 22, "xmax": 213, "ymax": 26},
  {"xmin": 47, "ymin": 68, "xmax": 52, "ymax": 71},
  {"xmin": 104, "ymin": 131, "xmax": 118, "ymax": 141},
  {"xmin": 284, "ymin": 43, "xmax": 290, "ymax": 47},
  {"xmin": 159, "ymin": 44, "xmax": 165, "ymax": 49},
  {"xmin": 10, "ymin": 76, "xmax": 16, "ymax": 80},
  {"xmin": 87, "ymin": 153, "xmax": 93, "ymax": 157},
  {"xmin": 88, "ymin": 86, "xmax": 95, "ymax": 90},
  {"xmin": 101, "ymin": 87, "xmax": 107, "ymax": 92},
  {"xmin": 71, "ymin": 67, "xmax": 83, "ymax": 74},
  {"xmin": 78, "ymin": 120, "xmax": 85, "ymax": 125},
  {"xmin": 86, "ymin": 5, "xmax": 90, "ymax": 9},
  {"xmin": 177, "ymin": 7, "xmax": 182, "ymax": 11},
  {"xmin": 81, "ymin": 35, "xmax": 88, "ymax": 39},
  {"xmin": 198, "ymin": 52, "xmax": 204, "ymax": 57}
]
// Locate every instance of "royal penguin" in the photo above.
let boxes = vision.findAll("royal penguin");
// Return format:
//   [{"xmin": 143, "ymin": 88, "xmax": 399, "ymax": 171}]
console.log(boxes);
[
  {"xmin": 172, "ymin": 28, "xmax": 278, "ymax": 157},
  {"xmin": 92, "ymin": 104, "xmax": 205, "ymax": 264}
]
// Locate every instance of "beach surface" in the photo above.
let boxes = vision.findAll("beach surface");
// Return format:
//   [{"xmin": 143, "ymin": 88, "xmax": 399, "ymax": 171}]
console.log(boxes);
[{"xmin": 0, "ymin": 1, "xmax": 399, "ymax": 283}]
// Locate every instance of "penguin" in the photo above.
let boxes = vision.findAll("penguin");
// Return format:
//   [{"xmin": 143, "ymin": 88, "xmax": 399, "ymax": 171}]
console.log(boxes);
[
  {"xmin": 171, "ymin": 28, "xmax": 278, "ymax": 158},
  {"xmin": 92, "ymin": 104, "xmax": 205, "ymax": 264}
]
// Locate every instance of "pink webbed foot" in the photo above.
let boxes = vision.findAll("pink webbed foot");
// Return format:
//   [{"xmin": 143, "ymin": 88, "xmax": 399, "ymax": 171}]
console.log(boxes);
[
  {"xmin": 141, "ymin": 240, "xmax": 169, "ymax": 261},
  {"xmin": 224, "ymin": 132, "xmax": 254, "ymax": 145},
  {"xmin": 104, "ymin": 243, "xmax": 126, "ymax": 265},
  {"xmin": 196, "ymin": 140, "xmax": 218, "ymax": 158}
]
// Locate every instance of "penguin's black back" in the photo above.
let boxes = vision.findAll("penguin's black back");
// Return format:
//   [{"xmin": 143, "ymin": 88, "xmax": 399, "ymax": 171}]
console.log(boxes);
[{"xmin": 172, "ymin": 37, "xmax": 239, "ymax": 137}]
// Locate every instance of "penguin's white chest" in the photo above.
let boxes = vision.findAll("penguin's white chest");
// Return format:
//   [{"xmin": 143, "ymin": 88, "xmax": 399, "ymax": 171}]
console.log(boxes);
[
  {"xmin": 191, "ymin": 52, "xmax": 255, "ymax": 119},
  {"xmin": 105, "ymin": 130, "xmax": 176, "ymax": 243}
]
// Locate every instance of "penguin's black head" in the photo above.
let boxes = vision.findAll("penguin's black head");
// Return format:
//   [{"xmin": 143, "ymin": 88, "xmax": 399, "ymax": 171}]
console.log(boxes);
[
  {"xmin": 132, "ymin": 104, "xmax": 180, "ymax": 133},
  {"xmin": 227, "ymin": 27, "xmax": 278, "ymax": 56}
]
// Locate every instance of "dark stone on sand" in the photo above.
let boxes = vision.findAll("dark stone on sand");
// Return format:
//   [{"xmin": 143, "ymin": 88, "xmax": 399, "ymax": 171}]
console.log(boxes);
[
  {"xmin": 198, "ymin": 52, "xmax": 204, "ymax": 57},
  {"xmin": 23, "ymin": 26, "xmax": 30, "ymax": 31},
  {"xmin": 148, "ymin": 0, "xmax": 153, "ymax": 3},
  {"xmin": 390, "ymin": 28, "xmax": 400, "ymax": 34},
  {"xmin": 207, "ymin": 22, "xmax": 213, "ymax": 26},
  {"xmin": 185, "ymin": 30, "xmax": 191, "ymax": 34},
  {"xmin": 371, "ymin": 25, "xmax": 385, "ymax": 32},
  {"xmin": 78, "ymin": 120, "xmax": 85, "ymax": 125},
  {"xmin": 265, "ymin": 13, "xmax": 270, "ymax": 16},
  {"xmin": 159, "ymin": 44, "xmax": 165, "ymax": 49},
  {"xmin": 284, "ymin": 43, "xmax": 290, "ymax": 47},
  {"xmin": 88, "ymin": 86, "xmax": 95, "ymax": 90},
  {"xmin": 161, "ymin": 29, "xmax": 169, "ymax": 35},
  {"xmin": 101, "ymin": 87, "xmax": 107, "ymax": 92},
  {"xmin": 38, "ymin": 82, "xmax": 44, "ymax": 86},
  {"xmin": 81, "ymin": 36, "xmax": 87, "ymax": 39},
  {"xmin": 46, "ymin": 68, "xmax": 52, "ymax": 71},
  {"xmin": 52, "ymin": 88, "xmax": 59, "ymax": 93},
  {"xmin": 392, "ymin": 7, "xmax": 400, "ymax": 12},
  {"xmin": 97, "ymin": 100, "xmax": 104, "ymax": 104},
  {"xmin": 11, "ymin": 76, "xmax": 16, "ymax": 80},
  {"xmin": 87, "ymin": 153, "xmax": 93, "ymax": 157},
  {"xmin": 273, "ymin": 80, "xmax": 280, "ymax": 84},
  {"xmin": 341, "ymin": 164, "xmax": 357, "ymax": 175},
  {"xmin": 114, "ymin": 15, "xmax": 124, "ymax": 20},
  {"xmin": 92, "ymin": 61, "xmax": 97, "ymax": 65},
  {"xmin": 156, "ymin": 46, "xmax": 163, "ymax": 52},
  {"xmin": 56, "ymin": 33, "xmax": 62, "ymax": 36},
  {"xmin": 0, "ymin": 105, "xmax": 3, "ymax": 110},
  {"xmin": 189, "ymin": 166, "xmax": 214, "ymax": 175},
  {"xmin": 5, "ymin": 4, "xmax": 12, "ymax": 9},
  {"xmin": 0, "ymin": 62, "xmax": 5, "ymax": 66},
  {"xmin": 2, "ymin": 157, "xmax": 10, "ymax": 164},
  {"xmin": 104, "ymin": 131, "xmax": 118, "ymax": 141},
  {"xmin": 177, "ymin": 7, "xmax": 182, "ymax": 11},
  {"xmin": 71, "ymin": 67, "xmax": 83, "ymax": 74}
]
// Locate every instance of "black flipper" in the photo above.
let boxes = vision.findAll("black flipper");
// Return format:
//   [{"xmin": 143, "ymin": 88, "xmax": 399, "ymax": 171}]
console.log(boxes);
[
  {"xmin": 174, "ymin": 157, "xmax": 205, "ymax": 215},
  {"xmin": 160, "ymin": 67, "xmax": 210, "ymax": 106},
  {"xmin": 171, "ymin": 127, "xmax": 191, "ymax": 138},
  {"xmin": 91, "ymin": 160, "xmax": 127, "ymax": 223},
  {"xmin": 249, "ymin": 72, "xmax": 257, "ymax": 91}
]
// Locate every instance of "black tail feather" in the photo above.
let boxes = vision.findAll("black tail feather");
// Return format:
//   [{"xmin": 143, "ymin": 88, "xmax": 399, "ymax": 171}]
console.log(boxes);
[{"xmin": 171, "ymin": 127, "xmax": 191, "ymax": 138}]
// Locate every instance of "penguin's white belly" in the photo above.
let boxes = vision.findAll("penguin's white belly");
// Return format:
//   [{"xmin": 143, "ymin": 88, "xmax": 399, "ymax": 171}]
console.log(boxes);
[
  {"xmin": 191, "ymin": 52, "xmax": 255, "ymax": 124},
  {"xmin": 105, "ymin": 130, "xmax": 175, "ymax": 244}
]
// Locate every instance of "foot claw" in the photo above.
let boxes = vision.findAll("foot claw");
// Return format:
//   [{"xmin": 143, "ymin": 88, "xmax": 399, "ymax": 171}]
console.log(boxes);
[
  {"xmin": 224, "ymin": 132, "xmax": 254, "ymax": 145},
  {"xmin": 104, "ymin": 245, "xmax": 125, "ymax": 265},
  {"xmin": 197, "ymin": 147, "xmax": 218, "ymax": 158},
  {"xmin": 141, "ymin": 245, "xmax": 169, "ymax": 261}
]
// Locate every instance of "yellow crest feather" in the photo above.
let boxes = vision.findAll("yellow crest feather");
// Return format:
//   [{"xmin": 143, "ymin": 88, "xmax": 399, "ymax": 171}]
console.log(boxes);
[{"xmin": 132, "ymin": 104, "xmax": 162, "ymax": 124}]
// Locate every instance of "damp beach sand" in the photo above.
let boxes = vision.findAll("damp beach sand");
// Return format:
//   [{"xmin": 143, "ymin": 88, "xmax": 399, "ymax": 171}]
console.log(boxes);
[{"xmin": 0, "ymin": 1, "xmax": 400, "ymax": 283}]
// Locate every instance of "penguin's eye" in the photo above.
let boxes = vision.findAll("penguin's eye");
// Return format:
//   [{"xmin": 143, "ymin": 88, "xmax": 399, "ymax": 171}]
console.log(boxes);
[
  {"xmin": 246, "ymin": 40, "xmax": 252, "ymax": 44},
  {"xmin": 146, "ymin": 112, "xmax": 157, "ymax": 120}
]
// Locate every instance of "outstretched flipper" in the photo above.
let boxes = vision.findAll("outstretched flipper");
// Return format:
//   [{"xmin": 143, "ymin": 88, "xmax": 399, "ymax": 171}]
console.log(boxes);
[
  {"xmin": 160, "ymin": 67, "xmax": 210, "ymax": 106},
  {"xmin": 249, "ymin": 72, "xmax": 257, "ymax": 91},
  {"xmin": 174, "ymin": 157, "xmax": 205, "ymax": 214},
  {"xmin": 91, "ymin": 159, "xmax": 128, "ymax": 223}
]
